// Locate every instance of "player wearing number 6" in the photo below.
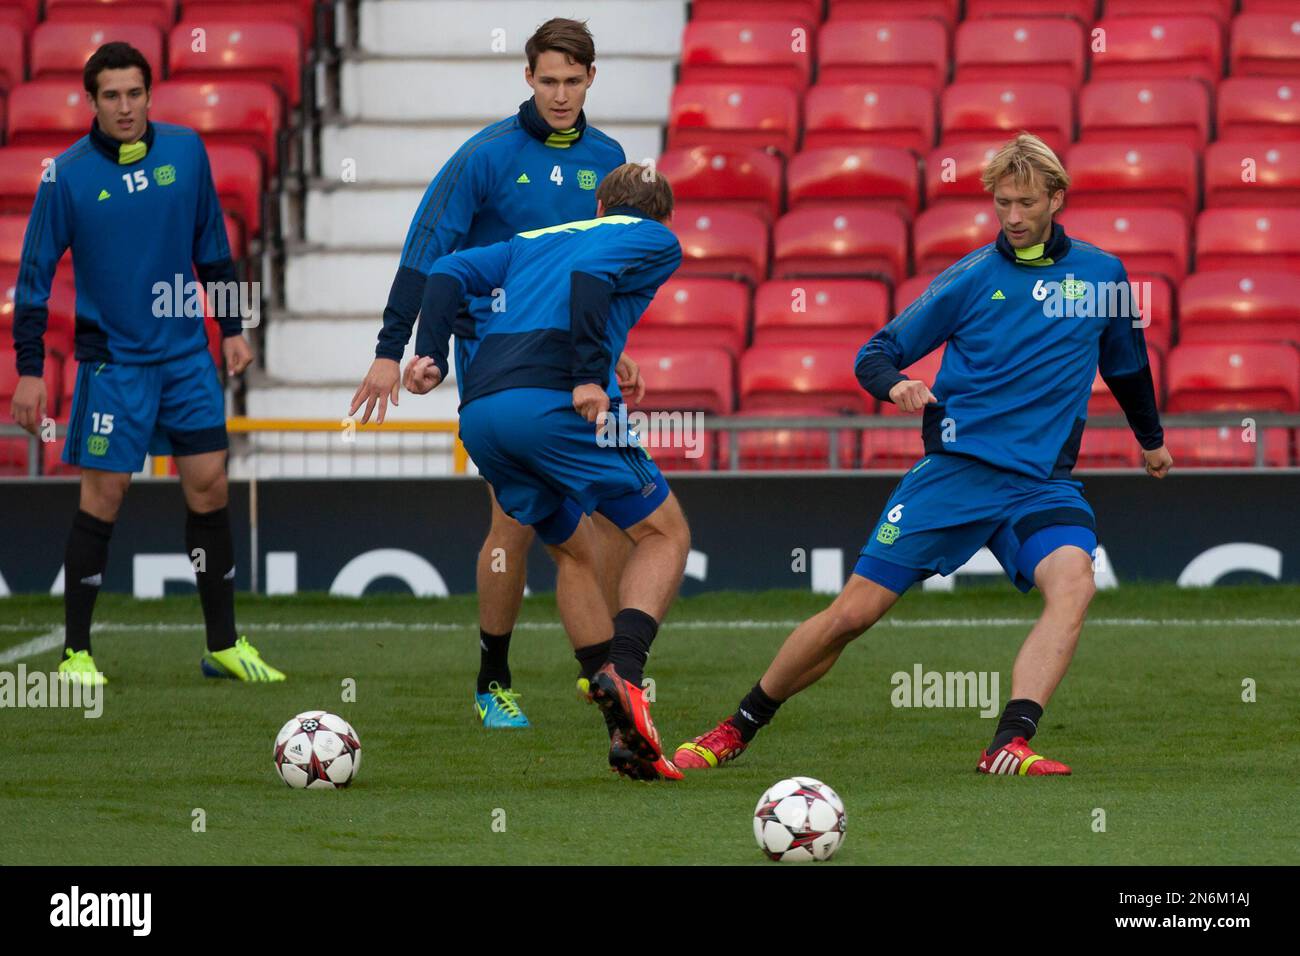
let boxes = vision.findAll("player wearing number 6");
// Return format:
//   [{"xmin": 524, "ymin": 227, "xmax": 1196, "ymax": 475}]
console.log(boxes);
[
  {"xmin": 7, "ymin": 43, "xmax": 283, "ymax": 684},
  {"xmin": 675, "ymin": 133, "xmax": 1174, "ymax": 776}
]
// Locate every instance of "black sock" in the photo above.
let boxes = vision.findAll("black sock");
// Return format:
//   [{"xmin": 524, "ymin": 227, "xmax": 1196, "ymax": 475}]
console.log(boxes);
[
  {"xmin": 477, "ymin": 630, "xmax": 512, "ymax": 693},
  {"xmin": 732, "ymin": 682, "xmax": 783, "ymax": 743},
  {"xmin": 186, "ymin": 506, "xmax": 238, "ymax": 653},
  {"xmin": 605, "ymin": 608, "xmax": 658, "ymax": 685},
  {"xmin": 64, "ymin": 510, "xmax": 113, "ymax": 655},
  {"xmin": 990, "ymin": 698, "xmax": 1044, "ymax": 752},
  {"xmin": 575, "ymin": 640, "xmax": 618, "ymax": 736}
]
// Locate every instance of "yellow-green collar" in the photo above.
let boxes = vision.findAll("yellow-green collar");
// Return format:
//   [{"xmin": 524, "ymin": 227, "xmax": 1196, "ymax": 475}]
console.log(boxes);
[
  {"xmin": 1014, "ymin": 242, "xmax": 1046, "ymax": 260},
  {"xmin": 544, "ymin": 127, "xmax": 580, "ymax": 149},
  {"xmin": 117, "ymin": 140, "xmax": 148, "ymax": 165}
]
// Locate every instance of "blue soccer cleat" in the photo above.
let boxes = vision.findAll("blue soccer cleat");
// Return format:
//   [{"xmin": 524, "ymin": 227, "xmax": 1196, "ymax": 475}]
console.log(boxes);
[{"xmin": 475, "ymin": 681, "xmax": 530, "ymax": 728}]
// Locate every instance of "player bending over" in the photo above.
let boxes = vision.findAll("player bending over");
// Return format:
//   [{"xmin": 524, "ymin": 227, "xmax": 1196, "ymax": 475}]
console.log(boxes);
[
  {"xmin": 405, "ymin": 164, "xmax": 690, "ymax": 780},
  {"xmin": 674, "ymin": 133, "xmax": 1173, "ymax": 776},
  {"xmin": 348, "ymin": 18, "xmax": 636, "ymax": 729},
  {"xmin": 8, "ymin": 44, "xmax": 283, "ymax": 683}
]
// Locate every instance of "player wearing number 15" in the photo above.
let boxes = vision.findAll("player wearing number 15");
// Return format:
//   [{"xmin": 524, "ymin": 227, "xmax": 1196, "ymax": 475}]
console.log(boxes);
[{"xmin": 7, "ymin": 43, "xmax": 283, "ymax": 685}]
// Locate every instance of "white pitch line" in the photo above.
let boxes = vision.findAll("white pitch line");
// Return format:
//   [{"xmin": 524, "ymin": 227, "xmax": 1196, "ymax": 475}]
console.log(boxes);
[
  {"xmin": 0, "ymin": 627, "xmax": 64, "ymax": 664},
  {"xmin": 1, "ymin": 617, "xmax": 1298, "ymax": 640}
]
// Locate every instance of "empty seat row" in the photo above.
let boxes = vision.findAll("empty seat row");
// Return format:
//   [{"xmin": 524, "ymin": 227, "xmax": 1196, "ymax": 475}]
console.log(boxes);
[{"xmin": 0, "ymin": 0, "xmax": 319, "ymax": 42}]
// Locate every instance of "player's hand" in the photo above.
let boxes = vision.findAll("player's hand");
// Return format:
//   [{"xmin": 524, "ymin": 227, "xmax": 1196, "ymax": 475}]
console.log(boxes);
[
  {"xmin": 1142, "ymin": 444, "xmax": 1173, "ymax": 479},
  {"xmin": 615, "ymin": 352, "xmax": 645, "ymax": 406},
  {"xmin": 10, "ymin": 375, "xmax": 46, "ymax": 437},
  {"xmin": 223, "ymin": 334, "xmax": 254, "ymax": 376},
  {"xmin": 888, "ymin": 379, "xmax": 937, "ymax": 413},
  {"xmin": 349, "ymin": 357, "xmax": 401, "ymax": 424},
  {"xmin": 573, "ymin": 383, "xmax": 610, "ymax": 424},
  {"xmin": 402, "ymin": 356, "xmax": 442, "ymax": 395}
]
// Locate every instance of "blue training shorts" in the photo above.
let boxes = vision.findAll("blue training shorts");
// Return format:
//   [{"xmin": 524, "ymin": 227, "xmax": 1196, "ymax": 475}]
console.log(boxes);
[
  {"xmin": 63, "ymin": 347, "xmax": 228, "ymax": 473},
  {"xmin": 459, "ymin": 387, "xmax": 670, "ymax": 545},
  {"xmin": 855, "ymin": 453, "xmax": 1097, "ymax": 594}
]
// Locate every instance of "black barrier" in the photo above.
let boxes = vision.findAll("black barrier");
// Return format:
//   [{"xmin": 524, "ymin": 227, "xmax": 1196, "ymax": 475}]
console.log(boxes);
[{"xmin": 1, "ymin": 473, "xmax": 1299, "ymax": 595}]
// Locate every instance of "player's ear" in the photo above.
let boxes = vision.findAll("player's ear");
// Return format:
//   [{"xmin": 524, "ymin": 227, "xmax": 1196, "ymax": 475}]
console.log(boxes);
[
  {"xmin": 587, "ymin": 65, "xmax": 596, "ymax": 88},
  {"xmin": 524, "ymin": 66, "xmax": 535, "ymax": 90},
  {"xmin": 1048, "ymin": 190, "xmax": 1065, "ymax": 216},
  {"xmin": 596, "ymin": 199, "xmax": 606, "ymax": 217}
]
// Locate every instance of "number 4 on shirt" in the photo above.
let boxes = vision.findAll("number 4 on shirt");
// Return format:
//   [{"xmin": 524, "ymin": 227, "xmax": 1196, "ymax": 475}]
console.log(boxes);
[{"xmin": 550, "ymin": 165, "xmax": 563, "ymax": 186}]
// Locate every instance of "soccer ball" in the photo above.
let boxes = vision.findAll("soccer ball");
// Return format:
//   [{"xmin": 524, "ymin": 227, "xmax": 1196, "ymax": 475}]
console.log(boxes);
[
  {"xmin": 753, "ymin": 776, "xmax": 846, "ymax": 862},
  {"xmin": 273, "ymin": 711, "xmax": 361, "ymax": 789}
]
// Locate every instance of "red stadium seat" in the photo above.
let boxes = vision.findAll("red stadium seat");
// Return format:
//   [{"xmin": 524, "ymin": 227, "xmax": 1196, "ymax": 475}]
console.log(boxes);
[
  {"xmin": 654, "ymin": 146, "xmax": 782, "ymax": 224},
  {"xmin": 1088, "ymin": 17, "xmax": 1223, "ymax": 88},
  {"xmin": 912, "ymin": 202, "xmax": 999, "ymax": 275},
  {"xmin": 954, "ymin": 18, "xmax": 1086, "ymax": 92},
  {"xmin": 1079, "ymin": 79, "xmax": 1211, "ymax": 150},
  {"xmin": 1089, "ymin": 353, "xmax": 1165, "ymax": 416},
  {"xmin": 1075, "ymin": 427, "xmax": 1143, "ymax": 469},
  {"xmin": 680, "ymin": 20, "xmax": 812, "ymax": 92},
  {"xmin": 44, "ymin": 0, "xmax": 177, "ymax": 30},
  {"xmin": 0, "ymin": 1, "xmax": 39, "ymax": 33},
  {"xmin": 31, "ymin": 21, "xmax": 164, "ymax": 80},
  {"xmin": 1162, "ymin": 425, "xmax": 1290, "ymax": 467},
  {"xmin": 1242, "ymin": 0, "xmax": 1300, "ymax": 10},
  {"xmin": 149, "ymin": 79, "xmax": 283, "ymax": 174},
  {"xmin": 786, "ymin": 145, "xmax": 920, "ymax": 221},
  {"xmin": 0, "ymin": 213, "xmax": 25, "ymax": 265},
  {"xmin": 732, "ymin": 406, "xmax": 860, "ymax": 471},
  {"xmin": 691, "ymin": 0, "xmax": 823, "ymax": 29},
  {"xmin": 753, "ymin": 278, "xmax": 888, "ymax": 346},
  {"xmin": 803, "ymin": 83, "xmax": 936, "ymax": 154},
  {"xmin": 1166, "ymin": 342, "xmax": 1300, "ymax": 412},
  {"xmin": 670, "ymin": 207, "xmax": 770, "ymax": 284},
  {"xmin": 170, "ymin": 20, "xmax": 302, "ymax": 107},
  {"xmin": 222, "ymin": 210, "xmax": 245, "ymax": 260},
  {"xmin": 772, "ymin": 207, "xmax": 907, "ymax": 285},
  {"xmin": 1064, "ymin": 142, "xmax": 1200, "ymax": 219},
  {"xmin": 940, "ymin": 81, "xmax": 1074, "ymax": 155},
  {"xmin": 924, "ymin": 139, "xmax": 1005, "ymax": 207},
  {"xmin": 1125, "ymin": 272, "xmax": 1174, "ymax": 354},
  {"xmin": 1059, "ymin": 207, "xmax": 1190, "ymax": 284},
  {"xmin": 1103, "ymin": 1, "xmax": 1233, "ymax": 23},
  {"xmin": 0, "ymin": 23, "xmax": 25, "ymax": 92},
  {"xmin": 632, "ymin": 278, "xmax": 751, "ymax": 359},
  {"xmin": 817, "ymin": 19, "xmax": 949, "ymax": 91},
  {"xmin": 1195, "ymin": 208, "xmax": 1300, "ymax": 275},
  {"xmin": 1217, "ymin": 78, "xmax": 1300, "ymax": 142},
  {"xmin": 828, "ymin": 1, "xmax": 960, "ymax": 29},
  {"xmin": 740, "ymin": 343, "xmax": 871, "ymax": 413},
  {"xmin": 0, "ymin": 146, "xmax": 61, "ymax": 214},
  {"xmin": 1179, "ymin": 271, "xmax": 1300, "ymax": 345},
  {"xmin": 668, "ymin": 83, "xmax": 801, "ymax": 157},
  {"xmin": 1230, "ymin": 13, "xmax": 1300, "ymax": 78},
  {"xmin": 0, "ymin": 265, "xmax": 76, "ymax": 361},
  {"xmin": 207, "ymin": 144, "xmax": 263, "ymax": 237},
  {"xmin": 180, "ymin": 2, "xmax": 317, "ymax": 45},
  {"xmin": 5, "ymin": 80, "xmax": 89, "ymax": 151},
  {"xmin": 628, "ymin": 346, "xmax": 736, "ymax": 414},
  {"xmin": 892, "ymin": 272, "xmax": 940, "ymax": 314},
  {"xmin": 965, "ymin": 1, "xmax": 1097, "ymax": 23},
  {"xmin": 1205, "ymin": 141, "xmax": 1300, "ymax": 207}
]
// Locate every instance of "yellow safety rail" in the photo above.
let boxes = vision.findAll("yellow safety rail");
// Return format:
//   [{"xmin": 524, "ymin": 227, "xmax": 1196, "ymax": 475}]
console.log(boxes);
[{"xmin": 152, "ymin": 417, "xmax": 468, "ymax": 475}]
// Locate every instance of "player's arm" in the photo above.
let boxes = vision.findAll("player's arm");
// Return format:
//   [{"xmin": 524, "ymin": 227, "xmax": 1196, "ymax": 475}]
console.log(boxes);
[
  {"xmin": 191, "ymin": 140, "xmax": 251, "ymax": 375},
  {"xmin": 569, "ymin": 224, "xmax": 682, "ymax": 421},
  {"xmin": 855, "ymin": 269, "xmax": 964, "ymax": 411},
  {"xmin": 1098, "ymin": 266, "xmax": 1170, "ymax": 478},
  {"xmin": 10, "ymin": 175, "xmax": 73, "ymax": 435},
  {"xmin": 404, "ymin": 242, "xmax": 512, "ymax": 396},
  {"xmin": 355, "ymin": 144, "xmax": 487, "ymax": 420}
]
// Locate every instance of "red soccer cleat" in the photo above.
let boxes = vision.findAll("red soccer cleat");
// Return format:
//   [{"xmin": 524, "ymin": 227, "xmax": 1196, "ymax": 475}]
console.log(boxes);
[
  {"xmin": 588, "ymin": 662, "xmax": 676, "ymax": 775},
  {"xmin": 673, "ymin": 716, "xmax": 748, "ymax": 770},
  {"xmin": 607, "ymin": 726, "xmax": 683, "ymax": 781},
  {"xmin": 976, "ymin": 736, "xmax": 1072, "ymax": 776}
]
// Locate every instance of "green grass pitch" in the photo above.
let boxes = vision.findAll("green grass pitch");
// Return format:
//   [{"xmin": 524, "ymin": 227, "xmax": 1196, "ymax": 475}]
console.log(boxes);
[{"xmin": 1, "ymin": 586, "xmax": 1297, "ymax": 865}]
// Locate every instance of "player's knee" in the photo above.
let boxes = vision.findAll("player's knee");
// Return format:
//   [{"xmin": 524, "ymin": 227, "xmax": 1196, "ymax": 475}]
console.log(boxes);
[
  {"xmin": 826, "ymin": 594, "xmax": 880, "ymax": 641},
  {"xmin": 81, "ymin": 473, "xmax": 130, "ymax": 520},
  {"xmin": 1042, "ymin": 559, "xmax": 1096, "ymax": 617}
]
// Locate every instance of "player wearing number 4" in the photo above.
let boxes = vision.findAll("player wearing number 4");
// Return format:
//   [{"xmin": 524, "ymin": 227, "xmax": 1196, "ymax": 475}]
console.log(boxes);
[
  {"xmin": 675, "ymin": 133, "xmax": 1174, "ymax": 776},
  {"xmin": 7, "ymin": 44, "xmax": 283, "ymax": 685},
  {"xmin": 349, "ymin": 18, "xmax": 633, "ymax": 729}
]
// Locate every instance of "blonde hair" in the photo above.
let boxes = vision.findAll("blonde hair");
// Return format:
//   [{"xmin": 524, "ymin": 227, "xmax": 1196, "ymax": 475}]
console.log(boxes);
[{"xmin": 981, "ymin": 132, "xmax": 1070, "ymax": 196}]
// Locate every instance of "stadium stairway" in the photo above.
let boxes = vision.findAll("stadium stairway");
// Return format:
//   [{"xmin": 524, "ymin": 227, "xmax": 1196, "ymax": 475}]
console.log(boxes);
[{"xmin": 253, "ymin": 0, "xmax": 685, "ymax": 474}]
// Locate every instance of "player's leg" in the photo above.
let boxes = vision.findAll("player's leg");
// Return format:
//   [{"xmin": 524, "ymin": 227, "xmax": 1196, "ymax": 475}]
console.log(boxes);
[
  {"xmin": 57, "ymin": 360, "xmax": 156, "ymax": 684},
  {"xmin": 592, "ymin": 511, "xmax": 633, "ymax": 618},
  {"xmin": 473, "ymin": 486, "xmax": 534, "ymax": 721}
]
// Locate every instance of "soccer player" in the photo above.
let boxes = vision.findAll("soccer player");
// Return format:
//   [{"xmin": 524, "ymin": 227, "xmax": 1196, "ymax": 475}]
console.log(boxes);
[
  {"xmin": 7, "ymin": 43, "xmax": 283, "ymax": 684},
  {"xmin": 674, "ymin": 133, "xmax": 1174, "ymax": 776},
  {"xmin": 348, "ymin": 18, "xmax": 634, "ymax": 729},
  {"xmin": 403, "ymin": 164, "xmax": 690, "ymax": 780}
]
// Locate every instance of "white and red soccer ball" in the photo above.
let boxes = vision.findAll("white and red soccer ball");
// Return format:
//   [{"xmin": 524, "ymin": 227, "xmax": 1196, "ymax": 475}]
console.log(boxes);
[
  {"xmin": 753, "ymin": 776, "xmax": 846, "ymax": 862},
  {"xmin": 274, "ymin": 711, "xmax": 361, "ymax": 789}
]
